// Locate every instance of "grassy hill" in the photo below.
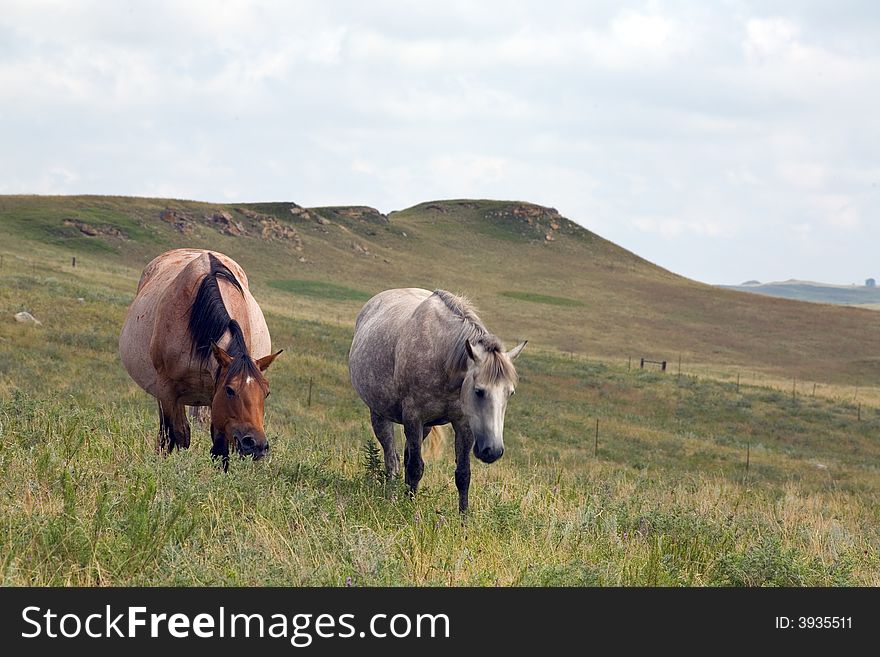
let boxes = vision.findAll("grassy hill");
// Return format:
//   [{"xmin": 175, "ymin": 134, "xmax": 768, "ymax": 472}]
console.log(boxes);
[
  {"xmin": 2, "ymin": 194, "xmax": 879, "ymax": 385},
  {"xmin": 1, "ymin": 194, "xmax": 878, "ymax": 586},
  {"xmin": 722, "ymin": 280, "xmax": 880, "ymax": 307}
]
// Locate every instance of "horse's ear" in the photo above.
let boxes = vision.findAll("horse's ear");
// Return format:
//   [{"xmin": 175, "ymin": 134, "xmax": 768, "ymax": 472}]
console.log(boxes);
[
  {"xmin": 506, "ymin": 340, "xmax": 527, "ymax": 361},
  {"xmin": 256, "ymin": 349, "xmax": 283, "ymax": 372},
  {"xmin": 211, "ymin": 341, "xmax": 233, "ymax": 368},
  {"xmin": 465, "ymin": 339, "xmax": 484, "ymax": 363}
]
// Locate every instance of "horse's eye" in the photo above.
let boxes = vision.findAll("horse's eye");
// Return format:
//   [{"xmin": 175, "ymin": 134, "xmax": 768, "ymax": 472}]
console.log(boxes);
[
  {"xmin": 510, "ymin": 389, "xmax": 515, "ymax": 396},
  {"xmin": 225, "ymin": 385, "xmax": 235, "ymax": 398},
  {"xmin": 265, "ymin": 390, "xmax": 271, "ymax": 399},
  {"xmin": 475, "ymin": 388, "xmax": 485, "ymax": 399}
]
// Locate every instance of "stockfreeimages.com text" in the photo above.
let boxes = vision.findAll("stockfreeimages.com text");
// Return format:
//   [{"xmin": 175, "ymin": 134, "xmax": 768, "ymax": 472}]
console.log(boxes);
[{"xmin": 22, "ymin": 605, "xmax": 450, "ymax": 646}]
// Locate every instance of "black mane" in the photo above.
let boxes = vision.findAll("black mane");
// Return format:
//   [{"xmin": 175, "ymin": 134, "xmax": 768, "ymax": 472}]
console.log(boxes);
[{"xmin": 188, "ymin": 254, "xmax": 259, "ymax": 383}]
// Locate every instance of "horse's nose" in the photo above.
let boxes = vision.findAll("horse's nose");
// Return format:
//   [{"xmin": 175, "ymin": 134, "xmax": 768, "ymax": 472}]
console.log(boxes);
[
  {"xmin": 476, "ymin": 444, "xmax": 504, "ymax": 463},
  {"xmin": 240, "ymin": 435, "xmax": 257, "ymax": 452}
]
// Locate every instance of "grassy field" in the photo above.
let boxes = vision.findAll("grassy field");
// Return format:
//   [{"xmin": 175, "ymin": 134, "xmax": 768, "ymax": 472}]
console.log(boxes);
[{"xmin": 0, "ymin": 195, "xmax": 878, "ymax": 586}]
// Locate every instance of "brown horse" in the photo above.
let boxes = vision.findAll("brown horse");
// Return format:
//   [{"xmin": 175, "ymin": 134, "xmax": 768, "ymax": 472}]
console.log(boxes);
[{"xmin": 119, "ymin": 249, "xmax": 282, "ymax": 469}]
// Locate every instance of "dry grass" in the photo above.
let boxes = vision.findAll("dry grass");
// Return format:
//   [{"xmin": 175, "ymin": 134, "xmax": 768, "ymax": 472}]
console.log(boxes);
[{"xmin": 0, "ymin": 195, "xmax": 878, "ymax": 586}]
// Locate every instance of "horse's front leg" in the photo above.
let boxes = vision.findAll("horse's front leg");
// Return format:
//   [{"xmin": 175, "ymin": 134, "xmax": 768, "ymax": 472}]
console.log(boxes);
[
  {"xmin": 210, "ymin": 424, "xmax": 230, "ymax": 472},
  {"xmin": 402, "ymin": 413, "xmax": 424, "ymax": 496},
  {"xmin": 452, "ymin": 420, "xmax": 475, "ymax": 513}
]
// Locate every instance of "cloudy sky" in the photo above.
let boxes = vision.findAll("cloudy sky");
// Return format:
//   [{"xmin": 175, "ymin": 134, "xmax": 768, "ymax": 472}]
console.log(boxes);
[{"xmin": 1, "ymin": 1, "xmax": 878, "ymax": 285}]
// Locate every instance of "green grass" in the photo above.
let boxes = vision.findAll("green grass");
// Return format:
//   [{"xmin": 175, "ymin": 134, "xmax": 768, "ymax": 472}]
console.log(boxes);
[
  {"xmin": 500, "ymin": 291, "xmax": 585, "ymax": 307},
  {"xmin": 1, "ymin": 265, "xmax": 878, "ymax": 586},
  {"xmin": 4, "ymin": 194, "xmax": 880, "ymax": 386},
  {"xmin": 268, "ymin": 279, "xmax": 373, "ymax": 302},
  {"xmin": 0, "ymin": 194, "xmax": 879, "ymax": 586}
]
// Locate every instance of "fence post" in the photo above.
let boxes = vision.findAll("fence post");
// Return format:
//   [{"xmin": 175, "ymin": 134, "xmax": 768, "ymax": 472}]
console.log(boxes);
[
  {"xmin": 72, "ymin": 256, "xmax": 76, "ymax": 268},
  {"xmin": 746, "ymin": 442, "xmax": 750, "ymax": 472},
  {"xmin": 307, "ymin": 378, "xmax": 313, "ymax": 407},
  {"xmin": 661, "ymin": 360, "xmax": 667, "ymax": 372},
  {"xmin": 736, "ymin": 373, "xmax": 740, "ymax": 393},
  {"xmin": 858, "ymin": 403, "xmax": 861, "ymax": 422},
  {"xmin": 640, "ymin": 358, "xmax": 644, "ymax": 369},
  {"xmin": 594, "ymin": 418, "xmax": 599, "ymax": 458}
]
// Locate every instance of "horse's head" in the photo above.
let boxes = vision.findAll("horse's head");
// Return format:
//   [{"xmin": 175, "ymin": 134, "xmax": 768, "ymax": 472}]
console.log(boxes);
[
  {"xmin": 210, "ymin": 342, "xmax": 282, "ymax": 460},
  {"xmin": 459, "ymin": 339, "xmax": 527, "ymax": 463}
]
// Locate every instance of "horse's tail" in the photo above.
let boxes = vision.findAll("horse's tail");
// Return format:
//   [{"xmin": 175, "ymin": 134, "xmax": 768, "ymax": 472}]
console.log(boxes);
[
  {"xmin": 423, "ymin": 424, "xmax": 450, "ymax": 461},
  {"xmin": 188, "ymin": 252, "xmax": 246, "ymax": 365}
]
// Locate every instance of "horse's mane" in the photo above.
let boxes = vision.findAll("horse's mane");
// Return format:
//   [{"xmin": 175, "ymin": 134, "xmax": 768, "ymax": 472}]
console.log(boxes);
[
  {"xmin": 188, "ymin": 253, "xmax": 261, "ymax": 384},
  {"xmin": 432, "ymin": 289, "xmax": 518, "ymax": 385}
]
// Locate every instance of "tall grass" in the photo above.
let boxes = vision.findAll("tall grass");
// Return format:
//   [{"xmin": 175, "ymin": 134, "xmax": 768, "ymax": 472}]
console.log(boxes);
[{"xmin": 0, "ymin": 196, "xmax": 878, "ymax": 586}]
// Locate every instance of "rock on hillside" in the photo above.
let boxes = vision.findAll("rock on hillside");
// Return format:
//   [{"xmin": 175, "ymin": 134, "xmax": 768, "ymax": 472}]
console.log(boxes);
[
  {"xmin": 312, "ymin": 206, "xmax": 389, "ymax": 226},
  {"xmin": 484, "ymin": 203, "xmax": 573, "ymax": 242},
  {"xmin": 415, "ymin": 200, "xmax": 588, "ymax": 244},
  {"xmin": 62, "ymin": 218, "xmax": 126, "ymax": 239},
  {"xmin": 157, "ymin": 206, "xmax": 303, "ymax": 250}
]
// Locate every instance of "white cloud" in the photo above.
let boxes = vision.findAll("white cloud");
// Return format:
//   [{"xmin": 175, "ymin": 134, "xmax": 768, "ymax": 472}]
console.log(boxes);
[
  {"xmin": 815, "ymin": 195, "xmax": 861, "ymax": 229},
  {"xmin": 743, "ymin": 17, "xmax": 799, "ymax": 62},
  {"xmin": 776, "ymin": 161, "xmax": 828, "ymax": 190},
  {"xmin": 632, "ymin": 217, "xmax": 733, "ymax": 238},
  {"xmin": 1, "ymin": 1, "xmax": 879, "ymax": 283}
]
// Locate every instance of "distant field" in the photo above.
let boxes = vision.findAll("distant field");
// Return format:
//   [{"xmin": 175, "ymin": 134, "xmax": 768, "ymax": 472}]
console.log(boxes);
[
  {"xmin": 722, "ymin": 282, "xmax": 880, "ymax": 305},
  {"xmin": 0, "ymin": 195, "xmax": 878, "ymax": 586}
]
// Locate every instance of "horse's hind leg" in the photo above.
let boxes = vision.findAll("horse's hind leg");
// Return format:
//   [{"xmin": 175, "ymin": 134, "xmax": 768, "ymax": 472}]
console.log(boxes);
[
  {"xmin": 402, "ymin": 413, "xmax": 424, "ymax": 495},
  {"xmin": 156, "ymin": 397, "xmax": 191, "ymax": 454},
  {"xmin": 370, "ymin": 411, "xmax": 399, "ymax": 480}
]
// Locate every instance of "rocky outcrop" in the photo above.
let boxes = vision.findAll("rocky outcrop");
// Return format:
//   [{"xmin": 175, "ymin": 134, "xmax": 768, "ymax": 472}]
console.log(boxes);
[
  {"xmin": 315, "ymin": 206, "xmax": 388, "ymax": 226},
  {"xmin": 205, "ymin": 211, "xmax": 246, "ymax": 236},
  {"xmin": 258, "ymin": 216, "xmax": 303, "ymax": 250},
  {"xmin": 156, "ymin": 206, "xmax": 303, "ymax": 248},
  {"xmin": 484, "ymin": 204, "xmax": 569, "ymax": 243},
  {"xmin": 159, "ymin": 209, "xmax": 195, "ymax": 234},
  {"xmin": 336, "ymin": 206, "xmax": 389, "ymax": 224},
  {"xmin": 63, "ymin": 218, "xmax": 125, "ymax": 238}
]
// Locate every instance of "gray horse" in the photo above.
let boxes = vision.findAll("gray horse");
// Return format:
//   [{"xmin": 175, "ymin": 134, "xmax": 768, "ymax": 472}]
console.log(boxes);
[{"xmin": 348, "ymin": 288, "xmax": 526, "ymax": 512}]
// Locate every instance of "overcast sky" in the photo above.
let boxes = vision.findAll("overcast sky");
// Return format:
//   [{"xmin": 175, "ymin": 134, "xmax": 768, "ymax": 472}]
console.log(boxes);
[{"xmin": 1, "ymin": 1, "xmax": 878, "ymax": 285}]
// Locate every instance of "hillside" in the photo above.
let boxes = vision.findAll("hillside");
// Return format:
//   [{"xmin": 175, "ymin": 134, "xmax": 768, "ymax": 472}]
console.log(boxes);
[
  {"xmin": 722, "ymin": 279, "xmax": 880, "ymax": 307},
  {"xmin": 1, "ymin": 194, "xmax": 878, "ymax": 586},
  {"xmin": 1, "ymin": 194, "xmax": 877, "ymax": 386}
]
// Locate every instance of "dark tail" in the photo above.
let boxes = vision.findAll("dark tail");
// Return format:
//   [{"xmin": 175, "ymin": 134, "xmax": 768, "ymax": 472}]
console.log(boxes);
[{"xmin": 188, "ymin": 253, "xmax": 246, "ymax": 365}]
